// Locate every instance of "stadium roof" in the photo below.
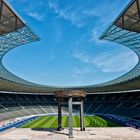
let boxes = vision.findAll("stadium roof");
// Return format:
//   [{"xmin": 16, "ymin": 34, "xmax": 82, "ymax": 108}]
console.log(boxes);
[{"xmin": 0, "ymin": 0, "xmax": 140, "ymax": 94}]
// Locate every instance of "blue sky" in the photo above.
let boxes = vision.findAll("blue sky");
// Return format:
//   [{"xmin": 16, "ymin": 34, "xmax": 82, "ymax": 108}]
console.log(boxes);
[{"xmin": 3, "ymin": 0, "xmax": 138, "ymax": 87}]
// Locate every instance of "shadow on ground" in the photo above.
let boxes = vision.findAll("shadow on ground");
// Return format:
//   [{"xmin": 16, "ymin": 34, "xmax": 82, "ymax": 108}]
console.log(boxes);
[{"xmin": 31, "ymin": 128, "xmax": 68, "ymax": 136}]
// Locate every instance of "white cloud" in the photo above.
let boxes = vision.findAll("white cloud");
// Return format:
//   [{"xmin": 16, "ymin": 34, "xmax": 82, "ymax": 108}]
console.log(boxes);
[
  {"xmin": 71, "ymin": 67, "xmax": 97, "ymax": 86},
  {"xmin": 72, "ymin": 50, "xmax": 138, "ymax": 73},
  {"xmin": 72, "ymin": 67, "xmax": 91, "ymax": 79},
  {"xmin": 85, "ymin": 1, "xmax": 128, "ymax": 44},
  {"xmin": 89, "ymin": 29, "xmax": 100, "ymax": 43},
  {"xmin": 82, "ymin": 9, "xmax": 100, "ymax": 17},
  {"xmin": 94, "ymin": 52, "xmax": 138, "ymax": 73},
  {"xmin": 27, "ymin": 12, "xmax": 44, "ymax": 21},
  {"xmin": 47, "ymin": 0, "xmax": 128, "ymax": 44},
  {"xmin": 72, "ymin": 52, "xmax": 92, "ymax": 64},
  {"xmin": 48, "ymin": 0, "xmax": 87, "ymax": 27},
  {"xmin": 88, "ymin": 27, "xmax": 109, "ymax": 45}
]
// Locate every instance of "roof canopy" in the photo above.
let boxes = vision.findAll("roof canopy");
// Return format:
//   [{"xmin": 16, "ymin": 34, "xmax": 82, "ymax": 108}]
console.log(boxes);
[
  {"xmin": 0, "ymin": 0, "xmax": 140, "ymax": 94},
  {"xmin": 115, "ymin": 0, "xmax": 140, "ymax": 33},
  {"xmin": 0, "ymin": 0, "xmax": 25, "ymax": 35}
]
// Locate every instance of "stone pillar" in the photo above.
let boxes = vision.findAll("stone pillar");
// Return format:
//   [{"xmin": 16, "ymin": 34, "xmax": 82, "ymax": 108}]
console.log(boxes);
[
  {"xmin": 68, "ymin": 96, "xmax": 73, "ymax": 138},
  {"xmin": 57, "ymin": 97, "xmax": 63, "ymax": 131},
  {"xmin": 80, "ymin": 98, "xmax": 85, "ymax": 131}
]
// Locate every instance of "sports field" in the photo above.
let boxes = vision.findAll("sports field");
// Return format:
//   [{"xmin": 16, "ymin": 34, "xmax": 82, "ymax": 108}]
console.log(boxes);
[{"xmin": 21, "ymin": 115, "xmax": 123, "ymax": 128}]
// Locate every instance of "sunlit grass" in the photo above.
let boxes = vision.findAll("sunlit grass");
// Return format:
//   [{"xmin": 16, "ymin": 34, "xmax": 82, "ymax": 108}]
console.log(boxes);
[{"xmin": 21, "ymin": 115, "xmax": 123, "ymax": 128}]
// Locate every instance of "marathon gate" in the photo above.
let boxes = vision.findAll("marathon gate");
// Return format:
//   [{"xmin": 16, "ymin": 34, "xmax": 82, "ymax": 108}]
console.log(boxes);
[{"xmin": 55, "ymin": 90, "xmax": 86, "ymax": 138}]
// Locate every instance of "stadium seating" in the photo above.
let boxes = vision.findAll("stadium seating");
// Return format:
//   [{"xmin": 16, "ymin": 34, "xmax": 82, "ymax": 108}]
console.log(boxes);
[{"xmin": 0, "ymin": 92, "xmax": 140, "ymax": 121}]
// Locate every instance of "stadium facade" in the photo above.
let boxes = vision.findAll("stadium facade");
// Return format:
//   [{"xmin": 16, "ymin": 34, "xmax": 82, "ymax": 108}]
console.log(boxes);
[{"xmin": 0, "ymin": 0, "xmax": 140, "ymax": 138}]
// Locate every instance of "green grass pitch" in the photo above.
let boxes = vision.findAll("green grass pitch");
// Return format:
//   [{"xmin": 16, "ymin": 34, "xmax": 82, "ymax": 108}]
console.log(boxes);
[{"xmin": 21, "ymin": 115, "xmax": 123, "ymax": 128}]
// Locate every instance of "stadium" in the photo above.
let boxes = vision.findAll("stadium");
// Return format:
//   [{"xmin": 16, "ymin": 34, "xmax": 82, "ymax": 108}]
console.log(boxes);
[{"xmin": 0, "ymin": 0, "xmax": 140, "ymax": 139}]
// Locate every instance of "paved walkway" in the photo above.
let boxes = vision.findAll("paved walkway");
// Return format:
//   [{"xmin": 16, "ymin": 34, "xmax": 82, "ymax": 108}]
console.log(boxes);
[{"xmin": 0, "ymin": 127, "xmax": 140, "ymax": 140}]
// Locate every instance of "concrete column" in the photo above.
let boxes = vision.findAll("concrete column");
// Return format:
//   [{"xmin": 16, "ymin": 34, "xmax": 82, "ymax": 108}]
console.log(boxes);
[
  {"xmin": 57, "ymin": 97, "xmax": 63, "ymax": 131},
  {"xmin": 68, "ymin": 96, "xmax": 73, "ymax": 138},
  {"xmin": 80, "ymin": 99, "xmax": 85, "ymax": 131}
]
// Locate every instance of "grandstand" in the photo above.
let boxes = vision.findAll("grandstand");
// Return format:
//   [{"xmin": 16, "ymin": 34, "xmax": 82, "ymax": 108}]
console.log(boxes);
[
  {"xmin": 0, "ymin": 92, "xmax": 140, "ymax": 121},
  {"xmin": 0, "ymin": 0, "xmax": 140, "ymax": 139}
]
